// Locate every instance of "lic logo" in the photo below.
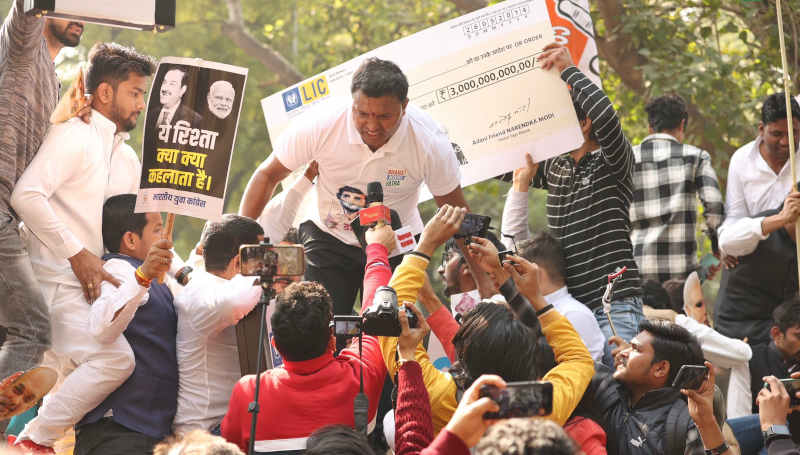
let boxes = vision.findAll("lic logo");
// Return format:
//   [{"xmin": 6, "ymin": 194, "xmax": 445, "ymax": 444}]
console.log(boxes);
[
  {"xmin": 282, "ymin": 88, "xmax": 302, "ymax": 112},
  {"xmin": 281, "ymin": 76, "xmax": 329, "ymax": 112}
]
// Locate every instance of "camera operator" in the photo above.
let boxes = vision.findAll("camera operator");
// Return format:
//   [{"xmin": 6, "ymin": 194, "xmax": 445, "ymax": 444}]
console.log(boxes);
[
  {"xmin": 220, "ymin": 212, "xmax": 398, "ymax": 452},
  {"xmin": 172, "ymin": 215, "xmax": 264, "ymax": 434}
]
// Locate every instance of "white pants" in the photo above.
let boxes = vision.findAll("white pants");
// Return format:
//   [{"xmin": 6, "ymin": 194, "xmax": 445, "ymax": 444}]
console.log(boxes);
[{"xmin": 18, "ymin": 281, "xmax": 135, "ymax": 446}]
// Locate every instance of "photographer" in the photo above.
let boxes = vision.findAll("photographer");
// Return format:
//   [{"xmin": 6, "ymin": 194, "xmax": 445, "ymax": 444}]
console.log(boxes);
[
  {"xmin": 172, "ymin": 215, "xmax": 264, "ymax": 434},
  {"xmin": 378, "ymin": 205, "xmax": 594, "ymax": 433},
  {"xmin": 220, "ymin": 212, "xmax": 397, "ymax": 452}
]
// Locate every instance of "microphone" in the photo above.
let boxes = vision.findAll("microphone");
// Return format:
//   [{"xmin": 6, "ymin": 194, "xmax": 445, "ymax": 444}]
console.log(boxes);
[
  {"xmin": 367, "ymin": 181, "xmax": 383, "ymax": 206},
  {"xmin": 359, "ymin": 181, "xmax": 390, "ymax": 226}
]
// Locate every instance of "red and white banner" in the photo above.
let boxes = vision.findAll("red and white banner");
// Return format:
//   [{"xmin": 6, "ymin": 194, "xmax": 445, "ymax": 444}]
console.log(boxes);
[{"xmin": 547, "ymin": 0, "xmax": 601, "ymax": 87}]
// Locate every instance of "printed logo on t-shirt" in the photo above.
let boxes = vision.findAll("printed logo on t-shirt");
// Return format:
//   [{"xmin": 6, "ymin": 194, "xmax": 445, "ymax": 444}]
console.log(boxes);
[
  {"xmin": 323, "ymin": 185, "xmax": 366, "ymax": 232},
  {"xmin": 386, "ymin": 168, "xmax": 407, "ymax": 188}
]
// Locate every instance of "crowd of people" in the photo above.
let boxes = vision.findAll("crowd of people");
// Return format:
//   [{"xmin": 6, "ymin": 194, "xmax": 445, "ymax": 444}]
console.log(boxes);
[{"xmin": 0, "ymin": 1, "xmax": 799, "ymax": 454}]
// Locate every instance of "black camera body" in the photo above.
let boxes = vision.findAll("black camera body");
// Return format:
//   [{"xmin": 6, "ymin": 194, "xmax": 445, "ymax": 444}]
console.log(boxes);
[{"xmin": 362, "ymin": 286, "xmax": 418, "ymax": 337}]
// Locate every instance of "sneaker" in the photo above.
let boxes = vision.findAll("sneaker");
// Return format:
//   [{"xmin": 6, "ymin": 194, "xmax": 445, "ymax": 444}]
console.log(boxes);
[{"xmin": 14, "ymin": 439, "xmax": 55, "ymax": 454}]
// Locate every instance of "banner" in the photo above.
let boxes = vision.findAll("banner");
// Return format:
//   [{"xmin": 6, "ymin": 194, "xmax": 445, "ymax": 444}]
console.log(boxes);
[
  {"xmin": 547, "ymin": 0, "xmax": 601, "ymax": 87},
  {"xmin": 135, "ymin": 57, "xmax": 247, "ymax": 220},
  {"xmin": 24, "ymin": 0, "xmax": 175, "ymax": 31},
  {"xmin": 261, "ymin": 0, "xmax": 583, "ymax": 202}
]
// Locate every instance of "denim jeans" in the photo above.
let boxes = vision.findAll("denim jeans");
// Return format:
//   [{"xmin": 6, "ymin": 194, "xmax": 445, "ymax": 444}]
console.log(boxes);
[
  {"xmin": 593, "ymin": 296, "xmax": 645, "ymax": 343},
  {"xmin": 727, "ymin": 414, "xmax": 767, "ymax": 455},
  {"xmin": 0, "ymin": 213, "xmax": 50, "ymax": 379}
]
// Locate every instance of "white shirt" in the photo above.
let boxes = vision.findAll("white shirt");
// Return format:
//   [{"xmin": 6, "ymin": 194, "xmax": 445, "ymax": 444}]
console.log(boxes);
[
  {"xmin": 11, "ymin": 110, "xmax": 134, "ymax": 284},
  {"xmin": 543, "ymin": 286, "xmax": 605, "ymax": 361},
  {"xmin": 106, "ymin": 137, "xmax": 141, "ymax": 200},
  {"xmin": 257, "ymin": 173, "xmax": 313, "ymax": 243},
  {"xmin": 173, "ymin": 271, "xmax": 261, "ymax": 433},
  {"xmin": 500, "ymin": 189, "xmax": 531, "ymax": 250},
  {"xmin": 89, "ymin": 258, "xmax": 149, "ymax": 344},
  {"xmin": 274, "ymin": 98, "xmax": 461, "ymax": 246},
  {"xmin": 718, "ymin": 136, "xmax": 799, "ymax": 255}
]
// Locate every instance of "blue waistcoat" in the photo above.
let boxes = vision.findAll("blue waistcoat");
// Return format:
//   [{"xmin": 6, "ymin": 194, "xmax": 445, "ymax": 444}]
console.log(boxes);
[{"xmin": 79, "ymin": 253, "xmax": 178, "ymax": 439}]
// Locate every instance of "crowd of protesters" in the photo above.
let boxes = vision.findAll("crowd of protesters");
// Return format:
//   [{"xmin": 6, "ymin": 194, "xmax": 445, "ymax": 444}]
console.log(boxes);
[{"xmin": 1, "ymin": 0, "xmax": 800, "ymax": 454}]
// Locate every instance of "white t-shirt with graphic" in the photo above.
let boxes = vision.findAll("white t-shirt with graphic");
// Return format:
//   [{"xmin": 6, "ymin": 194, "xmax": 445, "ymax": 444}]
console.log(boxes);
[{"xmin": 274, "ymin": 97, "xmax": 461, "ymax": 246}]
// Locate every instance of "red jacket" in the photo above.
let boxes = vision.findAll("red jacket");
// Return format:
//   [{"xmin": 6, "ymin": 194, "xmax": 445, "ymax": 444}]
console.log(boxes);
[
  {"xmin": 220, "ymin": 244, "xmax": 391, "ymax": 452},
  {"xmin": 564, "ymin": 415, "xmax": 607, "ymax": 455}
]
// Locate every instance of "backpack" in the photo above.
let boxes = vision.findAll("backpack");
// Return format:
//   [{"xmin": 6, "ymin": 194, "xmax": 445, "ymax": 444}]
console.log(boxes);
[{"xmin": 664, "ymin": 397, "xmax": 692, "ymax": 455}]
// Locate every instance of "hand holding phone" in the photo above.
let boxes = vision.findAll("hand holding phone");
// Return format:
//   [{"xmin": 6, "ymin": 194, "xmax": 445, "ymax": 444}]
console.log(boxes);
[
  {"xmin": 672, "ymin": 365, "xmax": 709, "ymax": 390},
  {"xmin": 478, "ymin": 380, "xmax": 553, "ymax": 419}
]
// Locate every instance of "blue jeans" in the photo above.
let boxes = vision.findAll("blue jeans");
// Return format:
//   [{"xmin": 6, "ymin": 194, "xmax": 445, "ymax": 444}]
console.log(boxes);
[
  {"xmin": 728, "ymin": 414, "xmax": 767, "ymax": 455},
  {"xmin": 0, "ymin": 213, "xmax": 50, "ymax": 380},
  {"xmin": 593, "ymin": 296, "xmax": 645, "ymax": 343}
]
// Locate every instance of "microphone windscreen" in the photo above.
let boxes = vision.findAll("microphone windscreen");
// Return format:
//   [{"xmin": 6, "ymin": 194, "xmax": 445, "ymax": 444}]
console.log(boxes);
[{"xmin": 366, "ymin": 181, "xmax": 383, "ymax": 204}]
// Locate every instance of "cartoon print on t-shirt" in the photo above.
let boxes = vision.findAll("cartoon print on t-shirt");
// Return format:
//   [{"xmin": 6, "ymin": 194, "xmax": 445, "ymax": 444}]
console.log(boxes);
[{"xmin": 323, "ymin": 185, "xmax": 366, "ymax": 231}]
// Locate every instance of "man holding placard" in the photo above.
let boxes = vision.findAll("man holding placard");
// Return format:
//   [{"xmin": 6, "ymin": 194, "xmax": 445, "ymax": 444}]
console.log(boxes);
[
  {"xmin": 0, "ymin": 0, "xmax": 84, "ymax": 404},
  {"xmin": 10, "ymin": 43, "xmax": 154, "ymax": 452},
  {"xmin": 527, "ymin": 43, "xmax": 644, "ymax": 343},
  {"xmin": 240, "ymin": 58, "xmax": 467, "ymax": 315}
]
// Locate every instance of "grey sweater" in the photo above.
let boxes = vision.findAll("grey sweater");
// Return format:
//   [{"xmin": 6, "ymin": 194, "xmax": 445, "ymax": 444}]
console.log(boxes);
[{"xmin": 0, "ymin": 0, "xmax": 58, "ymax": 218}]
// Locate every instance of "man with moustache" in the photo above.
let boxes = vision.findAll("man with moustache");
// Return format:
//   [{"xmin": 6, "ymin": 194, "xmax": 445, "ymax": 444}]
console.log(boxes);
[
  {"xmin": 149, "ymin": 66, "xmax": 202, "ymax": 133},
  {"xmin": 10, "ymin": 43, "xmax": 154, "ymax": 453},
  {"xmin": 0, "ymin": 0, "xmax": 84, "ymax": 399}
]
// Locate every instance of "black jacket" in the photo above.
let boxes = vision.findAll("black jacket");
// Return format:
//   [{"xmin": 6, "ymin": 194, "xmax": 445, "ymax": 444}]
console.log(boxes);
[
  {"xmin": 714, "ymin": 208, "xmax": 798, "ymax": 345},
  {"xmin": 576, "ymin": 363, "xmax": 704, "ymax": 455}
]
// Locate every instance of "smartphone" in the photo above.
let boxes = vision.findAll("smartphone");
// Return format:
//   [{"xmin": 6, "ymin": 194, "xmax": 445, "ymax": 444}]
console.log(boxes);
[
  {"xmin": 479, "ymin": 381, "xmax": 553, "ymax": 419},
  {"xmin": 671, "ymin": 365, "xmax": 709, "ymax": 390},
  {"xmin": 763, "ymin": 378, "xmax": 800, "ymax": 406},
  {"xmin": 333, "ymin": 315, "xmax": 362, "ymax": 337},
  {"xmin": 497, "ymin": 250, "xmax": 513, "ymax": 263},
  {"xmin": 239, "ymin": 244, "xmax": 305, "ymax": 277},
  {"xmin": 457, "ymin": 213, "xmax": 491, "ymax": 239}
]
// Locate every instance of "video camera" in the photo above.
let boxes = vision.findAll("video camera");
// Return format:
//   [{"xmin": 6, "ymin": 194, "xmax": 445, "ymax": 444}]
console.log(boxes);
[
  {"xmin": 333, "ymin": 286, "xmax": 418, "ymax": 337},
  {"xmin": 238, "ymin": 242, "xmax": 305, "ymax": 277}
]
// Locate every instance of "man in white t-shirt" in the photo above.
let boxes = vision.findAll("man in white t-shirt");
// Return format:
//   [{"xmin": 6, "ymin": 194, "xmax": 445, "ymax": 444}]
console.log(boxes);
[{"xmin": 239, "ymin": 58, "xmax": 467, "ymax": 314}]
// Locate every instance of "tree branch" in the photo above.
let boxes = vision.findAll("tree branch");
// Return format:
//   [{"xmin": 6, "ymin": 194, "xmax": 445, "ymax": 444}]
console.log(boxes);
[
  {"xmin": 448, "ymin": 0, "xmax": 488, "ymax": 13},
  {"xmin": 222, "ymin": 0, "xmax": 304, "ymax": 86}
]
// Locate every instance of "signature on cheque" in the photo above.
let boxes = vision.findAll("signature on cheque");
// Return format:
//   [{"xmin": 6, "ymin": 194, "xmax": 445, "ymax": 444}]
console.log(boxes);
[{"xmin": 488, "ymin": 97, "xmax": 532, "ymax": 129}]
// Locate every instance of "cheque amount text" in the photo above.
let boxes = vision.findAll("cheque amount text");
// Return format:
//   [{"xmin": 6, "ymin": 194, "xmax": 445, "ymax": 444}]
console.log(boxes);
[{"xmin": 437, "ymin": 55, "xmax": 537, "ymax": 103}]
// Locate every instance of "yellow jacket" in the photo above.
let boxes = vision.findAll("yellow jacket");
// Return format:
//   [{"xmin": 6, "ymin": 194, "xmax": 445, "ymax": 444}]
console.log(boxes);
[{"xmin": 380, "ymin": 254, "xmax": 595, "ymax": 433}]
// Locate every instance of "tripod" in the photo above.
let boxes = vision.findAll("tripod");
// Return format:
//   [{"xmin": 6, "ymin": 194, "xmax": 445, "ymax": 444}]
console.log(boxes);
[{"xmin": 247, "ymin": 267, "xmax": 276, "ymax": 455}]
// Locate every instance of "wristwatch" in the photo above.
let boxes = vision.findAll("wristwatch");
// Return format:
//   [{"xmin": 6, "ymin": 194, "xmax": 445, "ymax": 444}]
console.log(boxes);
[
  {"xmin": 175, "ymin": 266, "xmax": 193, "ymax": 286},
  {"xmin": 704, "ymin": 442, "xmax": 728, "ymax": 455},
  {"xmin": 763, "ymin": 424, "xmax": 792, "ymax": 446}
]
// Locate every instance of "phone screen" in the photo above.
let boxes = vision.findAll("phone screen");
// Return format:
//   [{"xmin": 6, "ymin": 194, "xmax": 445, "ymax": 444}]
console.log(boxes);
[
  {"xmin": 458, "ymin": 214, "xmax": 490, "ymax": 238},
  {"xmin": 479, "ymin": 381, "xmax": 553, "ymax": 419},
  {"xmin": 671, "ymin": 365, "xmax": 708, "ymax": 390},
  {"xmin": 779, "ymin": 378, "xmax": 800, "ymax": 406},
  {"xmin": 333, "ymin": 316, "xmax": 362, "ymax": 337},
  {"xmin": 239, "ymin": 245, "xmax": 305, "ymax": 277}
]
